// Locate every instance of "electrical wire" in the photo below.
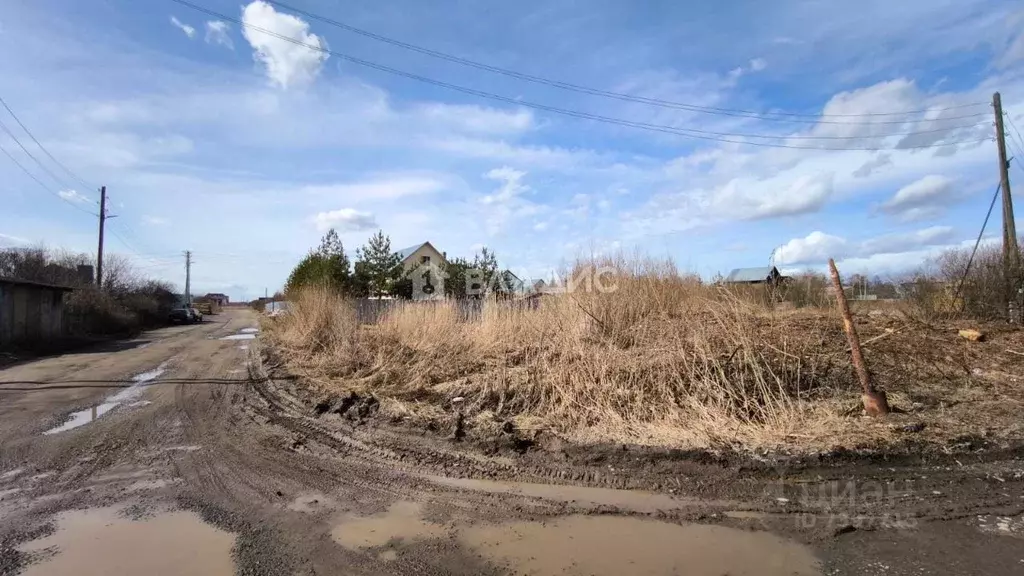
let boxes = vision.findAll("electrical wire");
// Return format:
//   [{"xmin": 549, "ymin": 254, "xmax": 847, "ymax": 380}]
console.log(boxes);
[
  {"xmin": 0, "ymin": 114, "xmax": 85, "ymax": 194},
  {"xmin": 953, "ymin": 179, "xmax": 1003, "ymax": 309},
  {"xmin": 0, "ymin": 138, "xmax": 98, "ymax": 216},
  {"xmin": 0, "ymin": 94, "xmax": 97, "ymax": 191},
  {"xmin": 169, "ymin": 0, "xmax": 993, "ymax": 151},
  {"xmin": 1005, "ymin": 113, "xmax": 1024, "ymax": 168},
  {"xmin": 257, "ymin": 0, "xmax": 989, "ymax": 125}
]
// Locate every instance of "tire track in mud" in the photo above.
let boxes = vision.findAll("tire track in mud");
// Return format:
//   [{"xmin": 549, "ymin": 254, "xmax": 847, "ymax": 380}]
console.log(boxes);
[{"xmin": 244, "ymin": 341, "xmax": 1024, "ymax": 531}]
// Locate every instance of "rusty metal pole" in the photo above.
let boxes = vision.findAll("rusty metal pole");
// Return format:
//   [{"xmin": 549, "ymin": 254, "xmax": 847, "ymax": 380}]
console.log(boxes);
[{"xmin": 828, "ymin": 259, "xmax": 889, "ymax": 416}]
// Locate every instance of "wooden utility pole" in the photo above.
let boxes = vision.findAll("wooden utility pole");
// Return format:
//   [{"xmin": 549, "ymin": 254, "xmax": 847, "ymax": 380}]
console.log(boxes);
[
  {"xmin": 96, "ymin": 186, "xmax": 107, "ymax": 289},
  {"xmin": 184, "ymin": 250, "xmax": 192, "ymax": 305},
  {"xmin": 993, "ymin": 92, "xmax": 1020, "ymax": 318},
  {"xmin": 828, "ymin": 259, "xmax": 889, "ymax": 416}
]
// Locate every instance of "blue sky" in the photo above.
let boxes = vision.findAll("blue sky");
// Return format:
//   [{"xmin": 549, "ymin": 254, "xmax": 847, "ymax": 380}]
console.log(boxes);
[{"xmin": 1, "ymin": 0, "xmax": 1024, "ymax": 300}]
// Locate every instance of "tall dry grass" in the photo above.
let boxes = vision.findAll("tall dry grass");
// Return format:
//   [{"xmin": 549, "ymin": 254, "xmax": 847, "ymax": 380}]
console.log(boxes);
[{"xmin": 265, "ymin": 258, "xmax": 867, "ymax": 450}]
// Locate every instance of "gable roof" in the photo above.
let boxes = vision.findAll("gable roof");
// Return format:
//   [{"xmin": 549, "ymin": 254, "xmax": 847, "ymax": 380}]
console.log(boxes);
[
  {"xmin": 394, "ymin": 241, "xmax": 447, "ymax": 264},
  {"xmin": 725, "ymin": 266, "xmax": 779, "ymax": 283}
]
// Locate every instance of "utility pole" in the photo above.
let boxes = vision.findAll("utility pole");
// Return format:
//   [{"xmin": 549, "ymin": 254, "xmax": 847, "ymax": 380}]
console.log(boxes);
[
  {"xmin": 184, "ymin": 251, "xmax": 192, "ymax": 306},
  {"xmin": 993, "ymin": 92, "xmax": 1020, "ymax": 319},
  {"xmin": 96, "ymin": 186, "xmax": 107, "ymax": 289}
]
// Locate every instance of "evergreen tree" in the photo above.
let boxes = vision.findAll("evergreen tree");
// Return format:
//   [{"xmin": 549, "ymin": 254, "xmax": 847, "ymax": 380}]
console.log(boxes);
[
  {"xmin": 355, "ymin": 230, "xmax": 402, "ymax": 298},
  {"xmin": 284, "ymin": 229, "xmax": 352, "ymax": 294}
]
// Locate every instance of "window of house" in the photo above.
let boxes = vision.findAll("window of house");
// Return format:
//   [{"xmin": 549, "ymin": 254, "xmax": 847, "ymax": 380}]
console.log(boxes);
[{"xmin": 421, "ymin": 255, "xmax": 431, "ymax": 264}]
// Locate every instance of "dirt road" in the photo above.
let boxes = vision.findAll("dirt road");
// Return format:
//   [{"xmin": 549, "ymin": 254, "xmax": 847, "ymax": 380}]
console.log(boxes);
[{"xmin": 1, "ymin": 308, "xmax": 1022, "ymax": 575}]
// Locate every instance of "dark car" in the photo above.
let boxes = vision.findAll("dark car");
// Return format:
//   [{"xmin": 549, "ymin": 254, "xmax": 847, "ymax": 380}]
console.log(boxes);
[{"xmin": 169, "ymin": 307, "xmax": 197, "ymax": 324}]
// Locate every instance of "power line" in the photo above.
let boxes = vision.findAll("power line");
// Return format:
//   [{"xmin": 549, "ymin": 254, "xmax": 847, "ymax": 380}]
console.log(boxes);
[
  {"xmin": 0, "ymin": 138, "xmax": 98, "ymax": 216},
  {"xmin": 1005, "ymin": 113, "xmax": 1024, "ymax": 164},
  {"xmin": 169, "ymin": 0, "xmax": 993, "ymax": 151},
  {"xmin": 954, "ymin": 179, "xmax": 1003, "ymax": 309},
  {"xmin": 0, "ymin": 114, "xmax": 83, "ymax": 193},
  {"xmin": 0, "ymin": 94, "xmax": 97, "ymax": 191},
  {"xmin": 258, "ymin": 0, "xmax": 989, "ymax": 125}
]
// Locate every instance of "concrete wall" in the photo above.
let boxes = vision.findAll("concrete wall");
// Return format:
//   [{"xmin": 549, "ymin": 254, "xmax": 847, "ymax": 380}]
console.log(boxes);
[{"xmin": 0, "ymin": 283, "xmax": 67, "ymax": 348}]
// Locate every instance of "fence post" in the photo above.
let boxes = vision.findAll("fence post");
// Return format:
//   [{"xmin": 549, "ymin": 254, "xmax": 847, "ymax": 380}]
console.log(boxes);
[{"xmin": 828, "ymin": 259, "xmax": 890, "ymax": 416}]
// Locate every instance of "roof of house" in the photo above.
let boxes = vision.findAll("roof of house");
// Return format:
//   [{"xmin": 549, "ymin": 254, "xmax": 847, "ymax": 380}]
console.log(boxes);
[
  {"xmin": 724, "ymin": 266, "xmax": 779, "ymax": 283},
  {"xmin": 0, "ymin": 277, "xmax": 75, "ymax": 291},
  {"xmin": 395, "ymin": 242, "xmax": 446, "ymax": 264}
]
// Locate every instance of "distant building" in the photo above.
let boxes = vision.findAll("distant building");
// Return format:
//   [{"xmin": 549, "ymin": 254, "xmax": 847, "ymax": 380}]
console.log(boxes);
[
  {"xmin": 203, "ymin": 293, "xmax": 229, "ymax": 306},
  {"xmin": 724, "ymin": 266, "xmax": 783, "ymax": 285},
  {"xmin": 395, "ymin": 242, "xmax": 448, "ymax": 301},
  {"xmin": 0, "ymin": 277, "xmax": 74, "ymax": 348},
  {"xmin": 502, "ymin": 270, "xmax": 526, "ymax": 295}
]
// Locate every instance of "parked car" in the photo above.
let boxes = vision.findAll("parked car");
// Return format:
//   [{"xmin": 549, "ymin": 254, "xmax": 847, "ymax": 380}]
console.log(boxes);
[{"xmin": 169, "ymin": 307, "xmax": 195, "ymax": 324}]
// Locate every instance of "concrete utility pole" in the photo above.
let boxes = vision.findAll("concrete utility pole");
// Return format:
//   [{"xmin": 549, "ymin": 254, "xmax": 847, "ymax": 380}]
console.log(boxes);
[
  {"xmin": 184, "ymin": 251, "xmax": 192, "ymax": 306},
  {"xmin": 96, "ymin": 186, "xmax": 107, "ymax": 289},
  {"xmin": 993, "ymin": 92, "xmax": 1020, "ymax": 318}
]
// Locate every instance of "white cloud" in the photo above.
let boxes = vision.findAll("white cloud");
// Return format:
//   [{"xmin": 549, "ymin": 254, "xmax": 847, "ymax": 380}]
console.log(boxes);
[
  {"xmin": 143, "ymin": 215, "xmax": 168, "ymax": 226},
  {"xmin": 776, "ymin": 231, "xmax": 848, "ymax": 265},
  {"xmin": 301, "ymin": 176, "xmax": 447, "ymax": 201},
  {"xmin": 749, "ymin": 57, "xmax": 767, "ymax": 72},
  {"xmin": 777, "ymin": 226, "xmax": 958, "ymax": 267},
  {"xmin": 241, "ymin": 0, "xmax": 329, "ymax": 88},
  {"xmin": 0, "ymin": 232, "xmax": 30, "ymax": 247},
  {"xmin": 58, "ymin": 189, "xmax": 92, "ymax": 204},
  {"xmin": 715, "ymin": 172, "xmax": 834, "ymax": 220},
  {"xmin": 481, "ymin": 167, "xmax": 528, "ymax": 205},
  {"xmin": 205, "ymin": 21, "xmax": 234, "ymax": 49},
  {"xmin": 170, "ymin": 16, "xmax": 196, "ymax": 39},
  {"xmin": 880, "ymin": 175, "xmax": 955, "ymax": 216},
  {"xmin": 858, "ymin": 225, "xmax": 955, "ymax": 255},
  {"xmin": 413, "ymin": 103, "xmax": 533, "ymax": 135},
  {"xmin": 313, "ymin": 208, "xmax": 377, "ymax": 232},
  {"xmin": 852, "ymin": 153, "xmax": 892, "ymax": 178}
]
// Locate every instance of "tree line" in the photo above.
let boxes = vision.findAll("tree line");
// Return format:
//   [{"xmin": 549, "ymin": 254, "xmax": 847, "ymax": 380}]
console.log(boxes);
[{"xmin": 284, "ymin": 229, "xmax": 518, "ymax": 299}]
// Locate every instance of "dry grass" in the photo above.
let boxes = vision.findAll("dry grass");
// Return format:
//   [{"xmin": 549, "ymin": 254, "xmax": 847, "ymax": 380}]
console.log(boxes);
[{"xmin": 264, "ymin": 258, "xmax": 1024, "ymax": 453}]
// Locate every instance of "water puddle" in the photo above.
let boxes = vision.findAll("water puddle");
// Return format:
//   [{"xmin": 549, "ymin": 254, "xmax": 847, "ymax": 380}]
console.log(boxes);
[
  {"xmin": 424, "ymin": 475, "xmax": 705, "ymax": 513},
  {"xmin": 461, "ymin": 515, "xmax": 822, "ymax": 576},
  {"xmin": 240, "ymin": 327, "xmax": 259, "ymax": 334},
  {"xmin": 332, "ymin": 501, "xmax": 447, "ymax": 550},
  {"xmin": 333, "ymin": 499, "xmax": 821, "ymax": 575},
  {"xmin": 220, "ymin": 334, "xmax": 256, "ymax": 341},
  {"xmin": 288, "ymin": 493, "xmax": 337, "ymax": 513},
  {"xmin": 19, "ymin": 506, "xmax": 235, "ymax": 575},
  {"xmin": 43, "ymin": 363, "xmax": 168, "ymax": 435}
]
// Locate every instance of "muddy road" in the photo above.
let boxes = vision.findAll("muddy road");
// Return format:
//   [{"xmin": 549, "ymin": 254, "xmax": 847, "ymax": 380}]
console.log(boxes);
[{"xmin": 1, "ymin": 308, "xmax": 1022, "ymax": 575}]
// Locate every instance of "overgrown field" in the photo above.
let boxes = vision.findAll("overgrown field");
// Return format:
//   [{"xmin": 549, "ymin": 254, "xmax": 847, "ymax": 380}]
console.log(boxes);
[{"xmin": 263, "ymin": 263, "xmax": 1024, "ymax": 453}]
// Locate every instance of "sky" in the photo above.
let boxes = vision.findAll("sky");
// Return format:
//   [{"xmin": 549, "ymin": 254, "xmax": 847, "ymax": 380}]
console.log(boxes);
[{"xmin": 1, "ymin": 0, "xmax": 1024, "ymax": 301}]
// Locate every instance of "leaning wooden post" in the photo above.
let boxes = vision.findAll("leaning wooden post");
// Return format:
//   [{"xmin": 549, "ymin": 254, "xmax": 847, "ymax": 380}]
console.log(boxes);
[{"xmin": 828, "ymin": 258, "xmax": 889, "ymax": 416}]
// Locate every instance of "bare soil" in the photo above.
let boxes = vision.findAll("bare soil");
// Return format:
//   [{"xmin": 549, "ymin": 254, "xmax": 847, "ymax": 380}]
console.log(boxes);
[{"xmin": 1, "ymin": 309, "xmax": 1022, "ymax": 576}]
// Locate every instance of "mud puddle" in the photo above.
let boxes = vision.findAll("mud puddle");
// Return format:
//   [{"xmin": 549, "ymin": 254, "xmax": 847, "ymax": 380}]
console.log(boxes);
[
  {"xmin": 425, "ymin": 475, "xmax": 724, "ymax": 513},
  {"xmin": 220, "ymin": 334, "xmax": 256, "ymax": 341},
  {"xmin": 332, "ymin": 501, "xmax": 446, "ymax": 549},
  {"xmin": 240, "ymin": 328, "xmax": 259, "ymax": 334},
  {"xmin": 18, "ymin": 506, "xmax": 235, "ymax": 575},
  {"xmin": 461, "ymin": 515, "xmax": 822, "ymax": 576},
  {"xmin": 334, "ymin": 498, "xmax": 820, "ymax": 575},
  {"xmin": 43, "ymin": 362, "xmax": 169, "ymax": 435}
]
